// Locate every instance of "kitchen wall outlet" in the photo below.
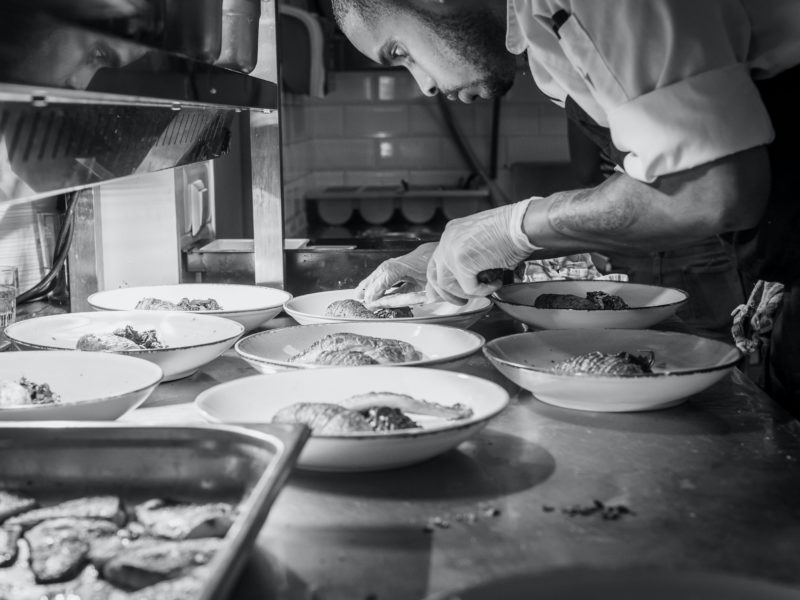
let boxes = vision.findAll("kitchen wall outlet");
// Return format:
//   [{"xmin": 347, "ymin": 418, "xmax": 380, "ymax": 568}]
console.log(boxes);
[{"xmin": 176, "ymin": 161, "xmax": 216, "ymax": 251}]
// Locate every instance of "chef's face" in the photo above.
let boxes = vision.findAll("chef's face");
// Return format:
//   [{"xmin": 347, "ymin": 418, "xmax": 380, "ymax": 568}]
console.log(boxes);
[{"xmin": 340, "ymin": 3, "xmax": 516, "ymax": 103}]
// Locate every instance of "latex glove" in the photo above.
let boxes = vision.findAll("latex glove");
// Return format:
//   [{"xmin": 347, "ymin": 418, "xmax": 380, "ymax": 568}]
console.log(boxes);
[
  {"xmin": 426, "ymin": 198, "xmax": 540, "ymax": 303},
  {"xmin": 356, "ymin": 242, "xmax": 438, "ymax": 306}
]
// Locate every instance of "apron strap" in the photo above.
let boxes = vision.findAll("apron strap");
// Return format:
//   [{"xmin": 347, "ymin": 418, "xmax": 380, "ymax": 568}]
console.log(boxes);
[{"xmin": 564, "ymin": 97, "xmax": 629, "ymax": 170}]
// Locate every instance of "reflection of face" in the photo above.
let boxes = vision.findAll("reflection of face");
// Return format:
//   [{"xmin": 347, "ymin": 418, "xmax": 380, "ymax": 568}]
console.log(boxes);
[
  {"xmin": 16, "ymin": 29, "xmax": 146, "ymax": 90},
  {"xmin": 341, "ymin": 4, "xmax": 516, "ymax": 103}
]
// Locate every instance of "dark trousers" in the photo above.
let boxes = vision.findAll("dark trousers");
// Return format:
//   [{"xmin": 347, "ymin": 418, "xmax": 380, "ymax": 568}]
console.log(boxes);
[{"xmin": 727, "ymin": 64, "xmax": 800, "ymax": 417}]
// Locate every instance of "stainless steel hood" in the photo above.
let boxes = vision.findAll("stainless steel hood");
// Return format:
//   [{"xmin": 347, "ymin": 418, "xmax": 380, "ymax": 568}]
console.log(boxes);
[{"xmin": 0, "ymin": 1, "xmax": 278, "ymax": 201}]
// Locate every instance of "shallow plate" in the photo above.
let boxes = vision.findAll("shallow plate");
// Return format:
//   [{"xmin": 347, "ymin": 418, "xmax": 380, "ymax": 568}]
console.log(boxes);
[
  {"xmin": 88, "ymin": 283, "xmax": 292, "ymax": 332},
  {"xmin": 235, "ymin": 321, "xmax": 485, "ymax": 373},
  {"xmin": 430, "ymin": 568, "xmax": 800, "ymax": 600},
  {"xmin": 6, "ymin": 311, "xmax": 244, "ymax": 382},
  {"xmin": 284, "ymin": 289, "xmax": 492, "ymax": 329},
  {"xmin": 492, "ymin": 280, "xmax": 688, "ymax": 329},
  {"xmin": 483, "ymin": 329, "xmax": 741, "ymax": 412},
  {"xmin": 196, "ymin": 366, "xmax": 509, "ymax": 471},
  {"xmin": 0, "ymin": 351, "xmax": 162, "ymax": 420}
]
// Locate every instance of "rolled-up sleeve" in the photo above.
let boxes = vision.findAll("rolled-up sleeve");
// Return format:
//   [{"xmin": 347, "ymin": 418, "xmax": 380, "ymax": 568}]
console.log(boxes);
[
  {"xmin": 555, "ymin": 0, "xmax": 775, "ymax": 182},
  {"xmin": 609, "ymin": 63, "xmax": 774, "ymax": 182}
]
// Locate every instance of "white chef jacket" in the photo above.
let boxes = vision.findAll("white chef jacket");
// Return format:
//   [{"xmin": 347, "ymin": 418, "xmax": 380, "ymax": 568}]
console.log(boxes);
[{"xmin": 507, "ymin": 0, "xmax": 800, "ymax": 182}]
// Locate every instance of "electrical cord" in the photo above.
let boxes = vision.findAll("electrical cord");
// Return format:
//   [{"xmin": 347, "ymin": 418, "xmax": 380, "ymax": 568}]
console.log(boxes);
[
  {"xmin": 16, "ymin": 191, "xmax": 79, "ymax": 305},
  {"xmin": 435, "ymin": 94, "xmax": 510, "ymax": 208}
]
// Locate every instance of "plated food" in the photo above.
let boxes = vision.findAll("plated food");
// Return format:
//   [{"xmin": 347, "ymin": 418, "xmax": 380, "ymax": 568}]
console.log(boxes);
[
  {"xmin": 135, "ymin": 297, "xmax": 223, "ymax": 311},
  {"xmin": 0, "ymin": 351, "xmax": 162, "ymax": 421},
  {"xmin": 234, "ymin": 321, "xmax": 485, "ymax": 373},
  {"xmin": 5, "ymin": 311, "xmax": 244, "ymax": 382},
  {"xmin": 88, "ymin": 283, "xmax": 292, "ymax": 332},
  {"xmin": 325, "ymin": 299, "xmax": 413, "ymax": 319},
  {"xmin": 0, "ymin": 377, "xmax": 60, "ymax": 408},
  {"xmin": 534, "ymin": 290, "xmax": 630, "ymax": 310},
  {"xmin": 77, "ymin": 324, "xmax": 167, "ymax": 351},
  {"xmin": 491, "ymin": 280, "xmax": 688, "ymax": 329},
  {"xmin": 272, "ymin": 391, "xmax": 474, "ymax": 434},
  {"xmin": 196, "ymin": 366, "xmax": 509, "ymax": 471},
  {"xmin": 551, "ymin": 351, "xmax": 654, "ymax": 376},
  {"xmin": 288, "ymin": 332, "xmax": 422, "ymax": 366},
  {"xmin": 483, "ymin": 329, "xmax": 741, "ymax": 412},
  {"xmin": 284, "ymin": 289, "xmax": 492, "ymax": 329}
]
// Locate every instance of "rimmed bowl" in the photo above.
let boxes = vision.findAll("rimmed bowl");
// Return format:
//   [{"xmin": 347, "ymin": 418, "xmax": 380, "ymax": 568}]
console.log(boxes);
[
  {"xmin": 483, "ymin": 328, "xmax": 741, "ymax": 412},
  {"xmin": 88, "ymin": 283, "xmax": 292, "ymax": 332},
  {"xmin": 235, "ymin": 321, "xmax": 485, "ymax": 373},
  {"xmin": 284, "ymin": 289, "xmax": 492, "ymax": 329},
  {"xmin": 0, "ymin": 351, "xmax": 162, "ymax": 420},
  {"xmin": 491, "ymin": 280, "xmax": 688, "ymax": 329},
  {"xmin": 196, "ymin": 366, "xmax": 509, "ymax": 471},
  {"xmin": 5, "ymin": 311, "xmax": 244, "ymax": 382}
]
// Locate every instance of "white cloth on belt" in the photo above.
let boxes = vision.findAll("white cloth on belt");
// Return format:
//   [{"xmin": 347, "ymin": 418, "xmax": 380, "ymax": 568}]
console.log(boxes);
[{"xmin": 731, "ymin": 280, "xmax": 785, "ymax": 354}]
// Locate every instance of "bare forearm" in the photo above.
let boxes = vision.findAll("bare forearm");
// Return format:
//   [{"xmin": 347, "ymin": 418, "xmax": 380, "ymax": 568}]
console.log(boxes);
[
  {"xmin": 522, "ymin": 147, "xmax": 770, "ymax": 258},
  {"xmin": 523, "ymin": 174, "xmax": 720, "ymax": 256}
]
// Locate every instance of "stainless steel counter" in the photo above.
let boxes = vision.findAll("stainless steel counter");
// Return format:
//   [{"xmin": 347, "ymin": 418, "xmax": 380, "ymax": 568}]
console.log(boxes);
[{"xmin": 123, "ymin": 310, "xmax": 800, "ymax": 600}]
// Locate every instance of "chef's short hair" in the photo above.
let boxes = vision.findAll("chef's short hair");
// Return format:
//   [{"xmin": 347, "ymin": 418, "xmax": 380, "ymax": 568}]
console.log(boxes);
[{"xmin": 331, "ymin": 0, "xmax": 403, "ymax": 30}]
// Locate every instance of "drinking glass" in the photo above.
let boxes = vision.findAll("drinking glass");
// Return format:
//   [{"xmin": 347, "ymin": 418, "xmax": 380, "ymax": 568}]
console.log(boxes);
[{"xmin": 0, "ymin": 266, "xmax": 19, "ymax": 337}]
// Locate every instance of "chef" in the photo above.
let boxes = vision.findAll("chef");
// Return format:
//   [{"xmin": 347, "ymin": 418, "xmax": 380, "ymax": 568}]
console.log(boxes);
[{"xmin": 332, "ymin": 0, "xmax": 800, "ymax": 414}]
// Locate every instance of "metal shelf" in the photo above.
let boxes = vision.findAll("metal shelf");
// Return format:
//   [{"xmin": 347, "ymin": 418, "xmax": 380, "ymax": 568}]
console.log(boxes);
[
  {"xmin": 0, "ymin": 3, "xmax": 279, "ymax": 201},
  {"xmin": 0, "ymin": 7, "xmax": 278, "ymax": 111}
]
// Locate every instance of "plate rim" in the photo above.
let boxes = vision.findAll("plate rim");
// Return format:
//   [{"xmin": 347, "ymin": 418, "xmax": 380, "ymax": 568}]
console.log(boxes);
[
  {"xmin": 0, "ymin": 351, "xmax": 164, "ymax": 412},
  {"xmin": 87, "ymin": 283, "xmax": 293, "ymax": 315},
  {"xmin": 283, "ymin": 289, "xmax": 492, "ymax": 322},
  {"xmin": 491, "ymin": 281, "xmax": 689, "ymax": 311},
  {"xmin": 482, "ymin": 329, "xmax": 742, "ymax": 379},
  {"xmin": 233, "ymin": 322, "xmax": 486, "ymax": 369},
  {"xmin": 5, "ymin": 311, "xmax": 246, "ymax": 353}
]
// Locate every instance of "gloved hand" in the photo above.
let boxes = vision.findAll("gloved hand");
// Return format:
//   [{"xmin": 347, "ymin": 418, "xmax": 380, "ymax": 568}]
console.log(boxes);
[
  {"xmin": 356, "ymin": 242, "xmax": 438, "ymax": 306},
  {"xmin": 426, "ymin": 198, "xmax": 540, "ymax": 303}
]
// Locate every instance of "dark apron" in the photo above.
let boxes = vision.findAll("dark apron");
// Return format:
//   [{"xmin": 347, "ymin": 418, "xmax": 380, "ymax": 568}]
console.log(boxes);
[{"xmin": 563, "ymin": 63, "xmax": 800, "ymax": 417}]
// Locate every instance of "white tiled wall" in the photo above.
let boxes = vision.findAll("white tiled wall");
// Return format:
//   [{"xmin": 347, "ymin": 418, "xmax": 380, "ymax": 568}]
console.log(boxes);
[{"xmin": 280, "ymin": 68, "xmax": 571, "ymax": 236}]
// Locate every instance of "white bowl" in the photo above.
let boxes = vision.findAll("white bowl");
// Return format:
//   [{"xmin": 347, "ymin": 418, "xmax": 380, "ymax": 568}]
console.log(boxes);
[
  {"xmin": 196, "ymin": 366, "xmax": 510, "ymax": 471},
  {"xmin": 6, "ymin": 311, "xmax": 244, "ymax": 382},
  {"xmin": 88, "ymin": 283, "xmax": 292, "ymax": 332},
  {"xmin": 430, "ymin": 569, "xmax": 800, "ymax": 600},
  {"xmin": 235, "ymin": 321, "xmax": 485, "ymax": 373},
  {"xmin": 491, "ymin": 280, "xmax": 688, "ymax": 329},
  {"xmin": 483, "ymin": 329, "xmax": 741, "ymax": 412},
  {"xmin": 284, "ymin": 289, "xmax": 492, "ymax": 329},
  {"xmin": 0, "ymin": 351, "xmax": 162, "ymax": 421}
]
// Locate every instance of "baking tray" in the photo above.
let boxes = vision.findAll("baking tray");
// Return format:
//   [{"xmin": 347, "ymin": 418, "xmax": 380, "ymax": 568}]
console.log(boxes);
[{"xmin": 0, "ymin": 421, "xmax": 309, "ymax": 600}]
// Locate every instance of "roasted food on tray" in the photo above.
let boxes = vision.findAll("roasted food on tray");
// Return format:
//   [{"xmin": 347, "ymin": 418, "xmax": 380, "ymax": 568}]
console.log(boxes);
[
  {"xmin": 0, "ymin": 490, "xmax": 237, "ymax": 598},
  {"xmin": 552, "ymin": 351, "xmax": 655, "ymax": 376},
  {"xmin": 0, "ymin": 377, "xmax": 60, "ymax": 408},
  {"xmin": 272, "ymin": 391, "xmax": 473, "ymax": 435},
  {"xmin": 534, "ymin": 291, "xmax": 630, "ymax": 310},
  {"xmin": 135, "ymin": 297, "xmax": 223, "ymax": 311},
  {"xmin": 288, "ymin": 332, "xmax": 423, "ymax": 366},
  {"xmin": 325, "ymin": 299, "xmax": 413, "ymax": 319},
  {"xmin": 77, "ymin": 325, "xmax": 167, "ymax": 351}
]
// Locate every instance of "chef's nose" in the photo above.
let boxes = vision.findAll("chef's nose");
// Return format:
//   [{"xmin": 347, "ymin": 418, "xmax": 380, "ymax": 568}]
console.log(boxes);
[{"xmin": 408, "ymin": 68, "xmax": 438, "ymax": 97}]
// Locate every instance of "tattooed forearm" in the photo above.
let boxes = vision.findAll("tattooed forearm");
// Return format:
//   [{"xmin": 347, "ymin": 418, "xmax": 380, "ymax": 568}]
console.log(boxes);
[{"xmin": 547, "ymin": 188, "xmax": 638, "ymax": 238}]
